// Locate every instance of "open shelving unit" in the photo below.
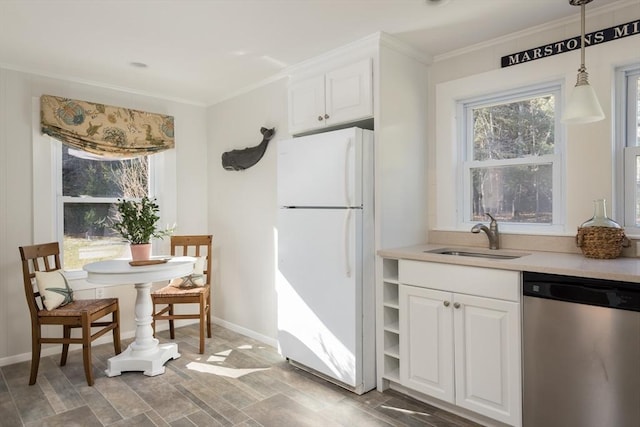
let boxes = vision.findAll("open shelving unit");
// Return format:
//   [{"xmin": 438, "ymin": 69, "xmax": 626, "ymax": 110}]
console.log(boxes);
[{"xmin": 381, "ymin": 258, "xmax": 400, "ymax": 382}]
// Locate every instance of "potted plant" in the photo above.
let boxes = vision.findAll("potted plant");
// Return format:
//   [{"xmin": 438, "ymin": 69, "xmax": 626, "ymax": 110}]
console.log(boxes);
[{"xmin": 111, "ymin": 196, "xmax": 172, "ymax": 260}]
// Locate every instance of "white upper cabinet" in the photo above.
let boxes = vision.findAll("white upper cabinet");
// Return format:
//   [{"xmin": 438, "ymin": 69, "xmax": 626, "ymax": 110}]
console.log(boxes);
[{"xmin": 288, "ymin": 58, "xmax": 373, "ymax": 134}]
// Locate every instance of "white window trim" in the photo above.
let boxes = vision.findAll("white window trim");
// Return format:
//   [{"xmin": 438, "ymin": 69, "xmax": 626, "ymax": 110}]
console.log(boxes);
[
  {"xmin": 615, "ymin": 64, "xmax": 640, "ymax": 236},
  {"xmin": 32, "ymin": 98, "xmax": 169, "ymax": 279},
  {"xmin": 456, "ymin": 82, "xmax": 565, "ymax": 234}
]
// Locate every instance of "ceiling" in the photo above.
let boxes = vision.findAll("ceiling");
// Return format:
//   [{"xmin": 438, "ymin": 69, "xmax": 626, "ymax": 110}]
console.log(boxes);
[{"xmin": 0, "ymin": 0, "xmax": 624, "ymax": 106}]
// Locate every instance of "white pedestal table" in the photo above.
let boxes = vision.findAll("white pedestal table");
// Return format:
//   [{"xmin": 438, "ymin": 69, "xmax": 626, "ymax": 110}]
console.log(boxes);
[{"xmin": 84, "ymin": 257, "xmax": 195, "ymax": 377}]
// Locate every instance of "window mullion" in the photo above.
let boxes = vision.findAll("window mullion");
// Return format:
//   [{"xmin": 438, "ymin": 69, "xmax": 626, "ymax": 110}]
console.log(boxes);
[
  {"xmin": 61, "ymin": 196, "xmax": 121, "ymax": 204},
  {"xmin": 465, "ymin": 154, "xmax": 557, "ymax": 168}
]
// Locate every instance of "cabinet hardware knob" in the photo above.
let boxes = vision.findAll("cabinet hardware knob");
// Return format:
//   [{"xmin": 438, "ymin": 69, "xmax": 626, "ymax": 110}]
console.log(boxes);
[
  {"xmin": 324, "ymin": 113, "xmax": 330, "ymax": 119},
  {"xmin": 443, "ymin": 301, "xmax": 450, "ymax": 307},
  {"xmin": 317, "ymin": 116, "xmax": 323, "ymax": 121},
  {"xmin": 453, "ymin": 302, "xmax": 461, "ymax": 309}
]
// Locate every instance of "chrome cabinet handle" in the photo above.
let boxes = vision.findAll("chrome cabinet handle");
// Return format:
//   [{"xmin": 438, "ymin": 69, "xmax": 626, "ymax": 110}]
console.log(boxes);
[
  {"xmin": 317, "ymin": 115, "xmax": 323, "ymax": 121},
  {"xmin": 443, "ymin": 301, "xmax": 450, "ymax": 307},
  {"xmin": 453, "ymin": 302, "xmax": 461, "ymax": 309},
  {"xmin": 324, "ymin": 113, "xmax": 330, "ymax": 119}
]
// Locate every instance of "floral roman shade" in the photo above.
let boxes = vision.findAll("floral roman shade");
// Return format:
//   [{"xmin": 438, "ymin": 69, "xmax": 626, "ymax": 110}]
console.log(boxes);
[{"xmin": 40, "ymin": 95, "xmax": 174, "ymax": 158}]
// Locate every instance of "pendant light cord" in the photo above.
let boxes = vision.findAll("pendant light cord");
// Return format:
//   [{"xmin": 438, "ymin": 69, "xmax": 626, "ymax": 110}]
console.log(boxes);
[{"xmin": 580, "ymin": 3, "xmax": 586, "ymax": 72}]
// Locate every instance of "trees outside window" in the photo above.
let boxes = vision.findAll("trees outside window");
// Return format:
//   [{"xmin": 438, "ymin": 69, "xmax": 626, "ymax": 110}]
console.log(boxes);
[
  {"xmin": 58, "ymin": 144, "xmax": 150, "ymax": 270},
  {"xmin": 460, "ymin": 85, "xmax": 561, "ymax": 227}
]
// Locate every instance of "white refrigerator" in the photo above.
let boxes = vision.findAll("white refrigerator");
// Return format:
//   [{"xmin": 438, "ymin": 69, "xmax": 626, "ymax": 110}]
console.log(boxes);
[{"xmin": 276, "ymin": 127, "xmax": 376, "ymax": 394}]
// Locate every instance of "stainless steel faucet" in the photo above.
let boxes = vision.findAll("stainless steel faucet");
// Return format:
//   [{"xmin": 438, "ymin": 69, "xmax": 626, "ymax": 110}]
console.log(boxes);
[{"xmin": 471, "ymin": 213, "xmax": 500, "ymax": 250}]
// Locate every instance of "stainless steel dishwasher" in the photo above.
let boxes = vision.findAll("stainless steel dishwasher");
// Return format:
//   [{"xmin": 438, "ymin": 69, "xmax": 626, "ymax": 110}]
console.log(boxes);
[{"xmin": 523, "ymin": 271, "xmax": 640, "ymax": 427}]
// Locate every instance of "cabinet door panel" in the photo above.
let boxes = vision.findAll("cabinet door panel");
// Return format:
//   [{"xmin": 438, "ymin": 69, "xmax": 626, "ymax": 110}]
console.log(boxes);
[
  {"xmin": 399, "ymin": 285, "xmax": 454, "ymax": 402},
  {"xmin": 453, "ymin": 293, "xmax": 522, "ymax": 426},
  {"xmin": 288, "ymin": 75, "xmax": 325, "ymax": 134},
  {"xmin": 325, "ymin": 59, "xmax": 373, "ymax": 127}
]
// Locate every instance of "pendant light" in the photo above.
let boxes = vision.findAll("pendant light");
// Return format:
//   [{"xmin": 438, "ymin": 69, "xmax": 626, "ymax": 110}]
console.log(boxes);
[{"xmin": 562, "ymin": 0, "xmax": 605, "ymax": 124}]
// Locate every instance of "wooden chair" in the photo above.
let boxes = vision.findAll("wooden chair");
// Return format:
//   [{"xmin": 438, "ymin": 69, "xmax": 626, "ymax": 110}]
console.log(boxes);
[
  {"xmin": 19, "ymin": 242, "xmax": 121, "ymax": 386},
  {"xmin": 151, "ymin": 235, "xmax": 213, "ymax": 354}
]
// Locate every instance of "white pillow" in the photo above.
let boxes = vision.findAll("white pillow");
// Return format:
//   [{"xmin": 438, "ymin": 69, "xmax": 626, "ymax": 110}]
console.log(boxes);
[
  {"xmin": 170, "ymin": 256, "xmax": 206, "ymax": 288},
  {"xmin": 35, "ymin": 271, "xmax": 74, "ymax": 310}
]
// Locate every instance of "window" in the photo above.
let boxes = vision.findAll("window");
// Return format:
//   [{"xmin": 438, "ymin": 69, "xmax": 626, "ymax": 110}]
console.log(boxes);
[
  {"xmin": 55, "ymin": 141, "xmax": 151, "ymax": 270},
  {"xmin": 459, "ymin": 84, "xmax": 563, "ymax": 230},
  {"xmin": 618, "ymin": 65, "xmax": 640, "ymax": 231}
]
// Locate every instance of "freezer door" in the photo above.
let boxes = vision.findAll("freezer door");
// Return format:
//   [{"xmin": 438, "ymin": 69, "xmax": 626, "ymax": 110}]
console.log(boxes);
[
  {"xmin": 277, "ymin": 128, "xmax": 364, "ymax": 208},
  {"xmin": 277, "ymin": 208, "xmax": 362, "ymax": 387}
]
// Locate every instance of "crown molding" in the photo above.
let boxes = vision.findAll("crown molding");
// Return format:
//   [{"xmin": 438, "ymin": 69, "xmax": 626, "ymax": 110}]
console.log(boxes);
[
  {"xmin": 434, "ymin": 0, "xmax": 638, "ymax": 62},
  {"xmin": 0, "ymin": 62, "xmax": 207, "ymax": 107},
  {"xmin": 205, "ymin": 72, "xmax": 289, "ymax": 106},
  {"xmin": 379, "ymin": 32, "xmax": 433, "ymax": 65},
  {"xmin": 284, "ymin": 32, "xmax": 382, "ymax": 76}
]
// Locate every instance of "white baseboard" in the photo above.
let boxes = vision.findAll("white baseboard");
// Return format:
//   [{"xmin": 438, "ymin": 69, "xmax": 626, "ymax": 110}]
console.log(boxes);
[
  {"xmin": 0, "ymin": 329, "xmax": 136, "ymax": 368},
  {"xmin": 0, "ymin": 318, "xmax": 277, "ymax": 368},
  {"xmin": 211, "ymin": 316, "xmax": 278, "ymax": 348}
]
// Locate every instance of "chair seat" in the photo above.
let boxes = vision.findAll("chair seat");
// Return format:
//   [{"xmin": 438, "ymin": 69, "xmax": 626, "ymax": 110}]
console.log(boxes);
[
  {"xmin": 152, "ymin": 285, "xmax": 209, "ymax": 297},
  {"xmin": 38, "ymin": 298, "xmax": 119, "ymax": 317}
]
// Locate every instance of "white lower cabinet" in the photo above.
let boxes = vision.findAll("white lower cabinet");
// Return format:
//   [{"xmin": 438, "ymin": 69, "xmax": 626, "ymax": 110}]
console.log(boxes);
[
  {"xmin": 399, "ymin": 286, "xmax": 454, "ymax": 401},
  {"xmin": 396, "ymin": 260, "xmax": 522, "ymax": 427}
]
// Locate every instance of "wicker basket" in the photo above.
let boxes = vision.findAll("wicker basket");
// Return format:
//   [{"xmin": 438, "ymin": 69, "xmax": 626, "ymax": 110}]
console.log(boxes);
[{"xmin": 576, "ymin": 226, "xmax": 630, "ymax": 259}]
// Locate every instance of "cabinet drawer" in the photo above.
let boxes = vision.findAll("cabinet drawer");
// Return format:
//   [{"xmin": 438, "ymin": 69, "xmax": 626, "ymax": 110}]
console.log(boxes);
[{"xmin": 399, "ymin": 260, "xmax": 520, "ymax": 302}]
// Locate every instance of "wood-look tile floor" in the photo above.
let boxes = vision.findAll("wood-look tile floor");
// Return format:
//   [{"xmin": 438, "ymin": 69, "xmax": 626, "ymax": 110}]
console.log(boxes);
[{"xmin": 0, "ymin": 324, "xmax": 482, "ymax": 427}]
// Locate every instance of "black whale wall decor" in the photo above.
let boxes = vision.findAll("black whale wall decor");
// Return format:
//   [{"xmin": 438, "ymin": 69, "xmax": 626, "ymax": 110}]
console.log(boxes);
[{"xmin": 221, "ymin": 127, "xmax": 275, "ymax": 171}]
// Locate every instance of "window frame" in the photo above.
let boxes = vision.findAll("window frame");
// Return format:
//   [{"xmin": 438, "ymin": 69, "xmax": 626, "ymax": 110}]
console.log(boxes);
[
  {"xmin": 52, "ymin": 140, "xmax": 158, "ymax": 272},
  {"xmin": 456, "ymin": 82, "xmax": 565, "ymax": 233},
  {"xmin": 615, "ymin": 64, "xmax": 640, "ymax": 234}
]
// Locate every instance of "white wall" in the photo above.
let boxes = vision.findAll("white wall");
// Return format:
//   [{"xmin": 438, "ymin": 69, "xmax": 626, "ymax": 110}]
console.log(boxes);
[
  {"xmin": 207, "ymin": 78, "xmax": 288, "ymax": 346},
  {"xmin": 0, "ymin": 67, "xmax": 208, "ymax": 365},
  {"xmin": 428, "ymin": 2, "xmax": 640, "ymax": 237},
  {"xmin": 376, "ymin": 42, "xmax": 429, "ymax": 250}
]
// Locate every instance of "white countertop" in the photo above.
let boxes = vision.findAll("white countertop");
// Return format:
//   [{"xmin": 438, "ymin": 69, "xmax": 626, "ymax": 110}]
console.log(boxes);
[{"xmin": 378, "ymin": 244, "xmax": 640, "ymax": 284}]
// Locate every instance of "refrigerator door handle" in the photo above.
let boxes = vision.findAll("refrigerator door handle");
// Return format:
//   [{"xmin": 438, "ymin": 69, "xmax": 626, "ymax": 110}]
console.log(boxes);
[
  {"xmin": 344, "ymin": 138, "xmax": 353, "ymax": 207},
  {"xmin": 343, "ymin": 209, "xmax": 352, "ymax": 278}
]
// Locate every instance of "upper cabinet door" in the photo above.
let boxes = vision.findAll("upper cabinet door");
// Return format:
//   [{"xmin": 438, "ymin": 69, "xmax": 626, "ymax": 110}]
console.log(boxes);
[
  {"xmin": 288, "ymin": 75, "xmax": 325, "ymax": 135},
  {"xmin": 325, "ymin": 59, "xmax": 373, "ymax": 128},
  {"xmin": 288, "ymin": 58, "xmax": 373, "ymax": 135}
]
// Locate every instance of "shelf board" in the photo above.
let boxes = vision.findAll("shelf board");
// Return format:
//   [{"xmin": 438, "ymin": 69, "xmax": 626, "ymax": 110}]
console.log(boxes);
[
  {"xmin": 383, "ymin": 370, "xmax": 400, "ymax": 382},
  {"xmin": 384, "ymin": 345, "xmax": 399, "ymax": 358},
  {"xmin": 384, "ymin": 323, "xmax": 399, "ymax": 334}
]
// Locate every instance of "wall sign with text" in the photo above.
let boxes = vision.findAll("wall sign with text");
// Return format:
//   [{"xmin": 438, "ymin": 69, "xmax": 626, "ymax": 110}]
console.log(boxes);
[{"xmin": 501, "ymin": 19, "xmax": 639, "ymax": 68}]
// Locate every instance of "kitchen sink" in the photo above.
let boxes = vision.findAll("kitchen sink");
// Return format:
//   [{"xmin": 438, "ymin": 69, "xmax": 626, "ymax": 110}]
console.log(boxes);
[{"xmin": 424, "ymin": 247, "xmax": 528, "ymax": 260}]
